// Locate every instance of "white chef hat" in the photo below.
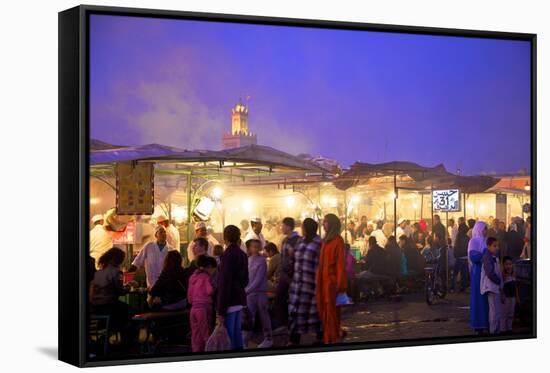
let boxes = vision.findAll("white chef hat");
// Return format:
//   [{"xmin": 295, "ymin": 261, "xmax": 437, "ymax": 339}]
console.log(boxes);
[
  {"xmin": 156, "ymin": 215, "xmax": 168, "ymax": 223},
  {"xmin": 91, "ymin": 214, "xmax": 104, "ymax": 223},
  {"xmin": 398, "ymin": 218, "xmax": 406, "ymax": 225},
  {"xmin": 250, "ymin": 217, "xmax": 262, "ymax": 223}
]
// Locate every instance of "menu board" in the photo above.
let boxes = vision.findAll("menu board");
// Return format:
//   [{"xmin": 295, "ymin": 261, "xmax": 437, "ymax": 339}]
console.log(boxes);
[{"xmin": 115, "ymin": 161, "xmax": 154, "ymax": 215}]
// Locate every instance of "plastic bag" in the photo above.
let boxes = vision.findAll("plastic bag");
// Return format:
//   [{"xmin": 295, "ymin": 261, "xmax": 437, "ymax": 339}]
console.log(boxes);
[
  {"xmin": 335, "ymin": 292, "xmax": 353, "ymax": 306},
  {"xmin": 205, "ymin": 322, "xmax": 232, "ymax": 352}
]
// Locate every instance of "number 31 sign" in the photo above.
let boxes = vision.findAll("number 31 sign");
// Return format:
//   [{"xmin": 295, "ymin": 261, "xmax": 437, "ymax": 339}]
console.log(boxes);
[{"xmin": 432, "ymin": 189, "xmax": 460, "ymax": 212}]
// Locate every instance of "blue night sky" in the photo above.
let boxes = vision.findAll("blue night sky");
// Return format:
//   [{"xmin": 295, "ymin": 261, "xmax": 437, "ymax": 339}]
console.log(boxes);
[{"xmin": 90, "ymin": 15, "xmax": 531, "ymax": 175}]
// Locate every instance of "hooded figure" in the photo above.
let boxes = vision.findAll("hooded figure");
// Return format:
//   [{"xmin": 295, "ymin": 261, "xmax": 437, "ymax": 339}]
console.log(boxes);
[
  {"xmin": 316, "ymin": 214, "xmax": 347, "ymax": 344},
  {"xmin": 467, "ymin": 221, "xmax": 489, "ymax": 331},
  {"xmin": 506, "ymin": 223, "xmax": 524, "ymax": 260},
  {"xmin": 454, "ymin": 222, "xmax": 470, "ymax": 258}
]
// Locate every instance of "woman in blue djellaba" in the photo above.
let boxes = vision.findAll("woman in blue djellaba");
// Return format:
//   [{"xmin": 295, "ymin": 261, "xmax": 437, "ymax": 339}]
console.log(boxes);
[{"xmin": 468, "ymin": 221, "xmax": 489, "ymax": 333}]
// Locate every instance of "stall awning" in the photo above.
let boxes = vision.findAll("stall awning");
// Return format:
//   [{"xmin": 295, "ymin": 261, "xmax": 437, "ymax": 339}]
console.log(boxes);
[
  {"xmin": 334, "ymin": 160, "xmax": 500, "ymax": 193},
  {"xmin": 90, "ymin": 141, "xmax": 332, "ymax": 174}
]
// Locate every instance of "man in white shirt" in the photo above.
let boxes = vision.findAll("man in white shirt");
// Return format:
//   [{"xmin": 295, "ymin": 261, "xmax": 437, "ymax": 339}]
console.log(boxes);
[
  {"xmin": 156, "ymin": 215, "xmax": 180, "ymax": 251},
  {"xmin": 129, "ymin": 225, "xmax": 174, "ymax": 288},
  {"xmin": 243, "ymin": 217, "xmax": 266, "ymax": 251},
  {"xmin": 89, "ymin": 214, "xmax": 112, "ymax": 268},
  {"xmin": 396, "ymin": 218, "xmax": 406, "ymax": 239},
  {"xmin": 447, "ymin": 218, "xmax": 458, "ymax": 247},
  {"xmin": 187, "ymin": 222, "xmax": 214, "ymax": 262},
  {"xmin": 371, "ymin": 220, "xmax": 387, "ymax": 247}
]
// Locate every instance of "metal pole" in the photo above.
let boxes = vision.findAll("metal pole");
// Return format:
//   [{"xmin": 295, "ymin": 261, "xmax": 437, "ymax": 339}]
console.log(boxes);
[
  {"xmin": 344, "ymin": 190, "xmax": 348, "ymax": 244},
  {"xmin": 318, "ymin": 183, "xmax": 322, "ymax": 236},
  {"xmin": 186, "ymin": 173, "xmax": 193, "ymax": 245},
  {"xmin": 431, "ymin": 185, "xmax": 434, "ymax": 230},
  {"xmin": 420, "ymin": 193, "xmax": 424, "ymax": 220},
  {"xmin": 463, "ymin": 192, "xmax": 467, "ymax": 220},
  {"xmin": 393, "ymin": 172, "xmax": 397, "ymax": 237}
]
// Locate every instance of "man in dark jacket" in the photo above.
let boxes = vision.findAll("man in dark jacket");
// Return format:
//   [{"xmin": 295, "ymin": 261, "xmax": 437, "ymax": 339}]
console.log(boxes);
[
  {"xmin": 273, "ymin": 217, "xmax": 300, "ymax": 329},
  {"xmin": 216, "ymin": 225, "xmax": 249, "ymax": 350},
  {"xmin": 384, "ymin": 236, "xmax": 402, "ymax": 279},
  {"xmin": 362, "ymin": 236, "xmax": 388, "ymax": 277},
  {"xmin": 400, "ymin": 235, "xmax": 423, "ymax": 275},
  {"xmin": 451, "ymin": 217, "xmax": 470, "ymax": 291},
  {"xmin": 432, "ymin": 214, "xmax": 447, "ymax": 244}
]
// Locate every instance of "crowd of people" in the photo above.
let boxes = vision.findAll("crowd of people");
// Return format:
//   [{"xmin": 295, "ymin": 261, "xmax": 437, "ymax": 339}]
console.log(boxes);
[
  {"xmin": 88, "ymin": 213, "xmax": 352, "ymax": 352},
  {"xmin": 88, "ymin": 210, "xmax": 531, "ymax": 353}
]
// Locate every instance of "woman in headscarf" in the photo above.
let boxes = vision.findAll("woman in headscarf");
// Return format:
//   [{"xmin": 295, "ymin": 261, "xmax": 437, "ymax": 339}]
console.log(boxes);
[
  {"xmin": 288, "ymin": 218, "xmax": 323, "ymax": 346},
  {"xmin": 316, "ymin": 214, "xmax": 347, "ymax": 344},
  {"xmin": 467, "ymin": 220, "xmax": 489, "ymax": 333}
]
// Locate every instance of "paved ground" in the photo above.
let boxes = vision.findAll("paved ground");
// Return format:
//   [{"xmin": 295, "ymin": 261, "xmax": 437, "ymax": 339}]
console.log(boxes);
[
  {"xmin": 95, "ymin": 290, "xmax": 531, "ymax": 359},
  {"xmin": 339, "ymin": 292, "xmax": 475, "ymax": 343},
  {"xmin": 264, "ymin": 291, "xmax": 475, "ymax": 347}
]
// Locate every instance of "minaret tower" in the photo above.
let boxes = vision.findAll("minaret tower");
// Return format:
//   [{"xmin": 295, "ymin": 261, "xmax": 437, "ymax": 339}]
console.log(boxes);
[
  {"xmin": 222, "ymin": 98, "xmax": 258, "ymax": 149},
  {"xmin": 231, "ymin": 100, "xmax": 249, "ymax": 135}
]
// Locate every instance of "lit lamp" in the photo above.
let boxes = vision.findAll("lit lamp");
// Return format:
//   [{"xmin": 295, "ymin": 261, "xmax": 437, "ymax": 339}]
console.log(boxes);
[
  {"xmin": 285, "ymin": 196, "xmax": 296, "ymax": 208},
  {"xmin": 211, "ymin": 186, "xmax": 223, "ymax": 200},
  {"xmin": 242, "ymin": 199, "xmax": 254, "ymax": 213},
  {"xmin": 524, "ymin": 181, "xmax": 531, "ymax": 191},
  {"xmin": 172, "ymin": 206, "xmax": 188, "ymax": 224}
]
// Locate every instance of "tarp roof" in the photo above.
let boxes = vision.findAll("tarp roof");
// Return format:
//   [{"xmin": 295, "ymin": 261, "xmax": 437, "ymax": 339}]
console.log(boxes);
[
  {"xmin": 90, "ymin": 142, "xmax": 331, "ymax": 174},
  {"xmin": 334, "ymin": 161, "xmax": 500, "ymax": 193}
]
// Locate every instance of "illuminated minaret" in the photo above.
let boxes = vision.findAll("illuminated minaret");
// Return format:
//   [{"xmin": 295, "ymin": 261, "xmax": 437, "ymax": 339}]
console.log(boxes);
[
  {"xmin": 222, "ymin": 99, "xmax": 257, "ymax": 149},
  {"xmin": 231, "ymin": 100, "xmax": 249, "ymax": 135}
]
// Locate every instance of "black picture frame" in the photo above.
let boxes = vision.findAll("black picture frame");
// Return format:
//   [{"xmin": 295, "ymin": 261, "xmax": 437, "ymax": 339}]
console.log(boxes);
[{"xmin": 58, "ymin": 4, "xmax": 537, "ymax": 367}]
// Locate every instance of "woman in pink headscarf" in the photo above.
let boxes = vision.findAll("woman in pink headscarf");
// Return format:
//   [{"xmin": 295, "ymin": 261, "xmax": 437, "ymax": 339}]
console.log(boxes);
[{"xmin": 468, "ymin": 221, "xmax": 489, "ymax": 333}]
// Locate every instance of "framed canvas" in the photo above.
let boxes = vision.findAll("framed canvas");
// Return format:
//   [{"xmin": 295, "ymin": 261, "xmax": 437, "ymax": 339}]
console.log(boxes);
[{"xmin": 59, "ymin": 4, "xmax": 536, "ymax": 367}]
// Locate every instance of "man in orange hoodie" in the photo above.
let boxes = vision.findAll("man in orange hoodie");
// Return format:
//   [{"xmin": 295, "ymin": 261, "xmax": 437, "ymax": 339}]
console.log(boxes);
[{"xmin": 316, "ymin": 214, "xmax": 347, "ymax": 344}]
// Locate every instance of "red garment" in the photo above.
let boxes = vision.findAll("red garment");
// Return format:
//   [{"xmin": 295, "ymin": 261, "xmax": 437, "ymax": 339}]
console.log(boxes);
[
  {"xmin": 316, "ymin": 235, "xmax": 347, "ymax": 344},
  {"xmin": 419, "ymin": 219, "xmax": 428, "ymax": 233}
]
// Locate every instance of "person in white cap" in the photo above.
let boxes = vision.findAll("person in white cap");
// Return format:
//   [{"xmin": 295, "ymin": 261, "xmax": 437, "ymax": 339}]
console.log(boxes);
[
  {"xmin": 156, "ymin": 215, "xmax": 180, "ymax": 253},
  {"xmin": 89, "ymin": 214, "xmax": 113, "ymax": 268},
  {"xmin": 242, "ymin": 217, "xmax": 266, "ymax": 252},
  {"xmin": 129, "ymin": 225, "xmax": 174, "ymax": 288},
  {"xmin": 396, "ymin": 218, "xmax": 407, "ymax": 239},
  {"xmin": 187, "ymin": 222, "xmax": 214, "ymax": 262}
]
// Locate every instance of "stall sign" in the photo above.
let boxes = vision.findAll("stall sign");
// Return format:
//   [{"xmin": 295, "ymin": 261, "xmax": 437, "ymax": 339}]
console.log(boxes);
[
  {"xmin": 116, "ymin": 161, "xmax": 154, "ymax": 215},
  {"xmin": 432, "ymin": 189, "xmax": 460, "ymax": 212},
  {"xmin": 112, "ymin": 221, "xmax": 138, "ymax": 244}
]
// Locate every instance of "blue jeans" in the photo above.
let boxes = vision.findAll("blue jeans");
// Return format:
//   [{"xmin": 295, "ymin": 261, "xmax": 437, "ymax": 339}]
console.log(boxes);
[
  {"xmin": 451, "ymin": 257, "xmax": 469, "ymax": 290},
  {"xmin": 224, "ymin": 310, "xmax": 243, "ymax": 350}
]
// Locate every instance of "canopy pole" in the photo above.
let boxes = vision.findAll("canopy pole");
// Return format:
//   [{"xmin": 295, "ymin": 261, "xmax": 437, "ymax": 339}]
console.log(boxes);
[
  {"xmin": 431, "ymin": 184, "xmax": 434, "ymax": 231},
  {"xmin": 318, "ymin": 183, "xmax": 322, "ymax": 236},
  {"xmin": 186, "ymin": 173, "xmax": 193, "ymax": 246},
  {"xmin": 393, "ymin": 172, "xmax": 397, "ymax": 237},
  {"xmin": 463, "ymin": 192, "xmax": 467, "ymax": 220},
  {"xmin": 420, "ymin": 193, "xmax": 424, "ymax": 220},
  {"xmin": 344, "ymin": 190, "xmax": 348, "ymax": 244}
]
